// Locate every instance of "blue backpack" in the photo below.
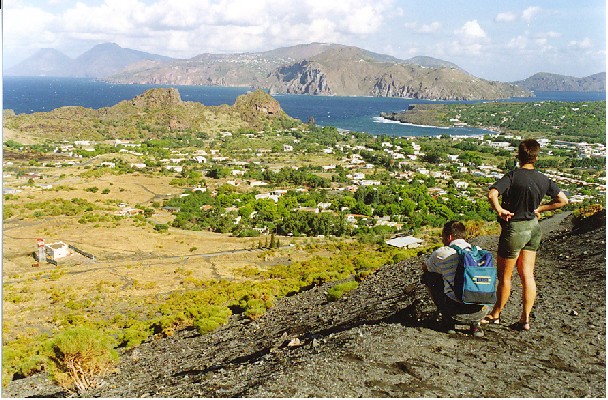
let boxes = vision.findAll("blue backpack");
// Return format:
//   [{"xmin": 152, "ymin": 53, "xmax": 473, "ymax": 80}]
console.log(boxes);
[{"xmin": 450, "ymin": 245, "xmax": 497, "ymax": 305}]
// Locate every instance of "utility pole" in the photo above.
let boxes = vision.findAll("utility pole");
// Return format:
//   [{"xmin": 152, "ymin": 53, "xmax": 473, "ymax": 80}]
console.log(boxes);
[{"xmin": 35, "ymin": 238, "xmax": 45, "ymax": 267}]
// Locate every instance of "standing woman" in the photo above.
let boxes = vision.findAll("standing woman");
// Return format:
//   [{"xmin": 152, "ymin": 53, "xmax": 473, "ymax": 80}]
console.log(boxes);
[{"xmin": 484, "ymin": 139, "xmax": 568, "ymax": 330}]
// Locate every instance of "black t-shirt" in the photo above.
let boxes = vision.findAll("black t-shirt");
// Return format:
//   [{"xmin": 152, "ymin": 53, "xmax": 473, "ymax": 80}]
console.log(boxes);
[{"xmin": 490, "ymin": 168, "xmax": 561, "ymax": 221}]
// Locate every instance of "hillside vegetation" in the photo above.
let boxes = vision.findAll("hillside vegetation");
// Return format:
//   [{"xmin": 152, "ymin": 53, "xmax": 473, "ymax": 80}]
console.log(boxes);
[{"xmin": 381, "ymin": 100, "xmax": 606, "ymax": 144}]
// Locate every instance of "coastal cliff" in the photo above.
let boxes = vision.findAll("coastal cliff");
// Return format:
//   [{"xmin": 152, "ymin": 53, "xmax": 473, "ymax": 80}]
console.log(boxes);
[{"xmin": 104, "ymin": 44, "xmax": 531, "ymax": 101}]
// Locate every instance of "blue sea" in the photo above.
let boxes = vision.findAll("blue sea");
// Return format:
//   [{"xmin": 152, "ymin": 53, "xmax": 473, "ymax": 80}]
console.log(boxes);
[{"xmin": 3, "ymin": 76, "xmax": 605, "ymax": 137}]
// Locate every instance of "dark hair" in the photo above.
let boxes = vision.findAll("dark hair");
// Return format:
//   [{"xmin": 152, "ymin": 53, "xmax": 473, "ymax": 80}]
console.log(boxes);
[
  {"xmin": 518, "ymin": 139, "xmax": 540, "ymax": 165},
  {"xmin": 442, "ymin": 220, "xmax": 466, "ymax": 240}
]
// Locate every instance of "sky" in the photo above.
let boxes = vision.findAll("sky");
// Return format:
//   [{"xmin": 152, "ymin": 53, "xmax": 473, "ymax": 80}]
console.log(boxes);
[{"xmin": 2, "ymin": 0, "xmax": 606, "ymax": 82}]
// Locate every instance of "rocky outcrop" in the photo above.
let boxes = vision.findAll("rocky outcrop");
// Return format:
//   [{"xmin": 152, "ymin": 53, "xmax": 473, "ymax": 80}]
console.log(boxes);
[
  {"xmin": 130, "ymin": 88, "xmax": 182, "ymax": 109},
  {"xmin": 233, "ymin": 90, "xmax": 283, "ymax": 115},
  {"xmin": 269, "ymin": 61, "xmax": 332, "ymax": 95}
]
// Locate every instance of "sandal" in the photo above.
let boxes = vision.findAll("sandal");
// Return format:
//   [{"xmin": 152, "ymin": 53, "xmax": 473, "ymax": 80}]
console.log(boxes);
[
  {"xmin": 511, "ymin": 321, "xmax": 530, "ymax": 331},
  {"xmin": 480, "ymin": 316, "xmax": 500, "ymax": 325}
]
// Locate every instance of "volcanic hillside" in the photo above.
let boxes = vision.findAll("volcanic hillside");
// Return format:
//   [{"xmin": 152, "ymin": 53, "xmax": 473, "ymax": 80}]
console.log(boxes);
[{"xmin": 5, "ymin": 210, "xmax": 606, "ymax": 398}]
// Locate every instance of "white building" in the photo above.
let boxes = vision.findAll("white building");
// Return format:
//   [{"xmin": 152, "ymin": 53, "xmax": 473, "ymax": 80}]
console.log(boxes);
[{"xmin": 45, "ymin": 241, "xmax": 73, "ymax": 260}]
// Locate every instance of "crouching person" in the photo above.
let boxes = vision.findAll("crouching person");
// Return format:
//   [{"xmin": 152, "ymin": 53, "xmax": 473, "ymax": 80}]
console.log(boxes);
[{"xmin": 422, "ymin": 221, "xmax": 488, "ymax": 337}]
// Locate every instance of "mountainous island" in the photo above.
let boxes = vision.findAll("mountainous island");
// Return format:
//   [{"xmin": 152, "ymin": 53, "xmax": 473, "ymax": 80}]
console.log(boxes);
[
  {"xmin": 5, "ymin": 42, "xmax": 532, "ymax": 101},
  {"xmin": 9, "ymin": 42, "xmax": 605, "ymax": 101},
  {"xmin": 514, "ymin": 72, "xmax": 606, "ymax": 92}
]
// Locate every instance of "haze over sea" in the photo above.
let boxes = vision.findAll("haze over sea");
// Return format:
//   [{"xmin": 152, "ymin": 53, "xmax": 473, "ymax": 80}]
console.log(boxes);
[{"xmin": 3, "ymin": 77, "xmax": 605, "ymax": 137}]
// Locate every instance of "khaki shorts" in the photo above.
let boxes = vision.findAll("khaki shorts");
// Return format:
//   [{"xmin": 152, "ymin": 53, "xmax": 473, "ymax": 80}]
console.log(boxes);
[{"xmin": 498, "ymin": 219, "xmax": 542, "ymax": 259}]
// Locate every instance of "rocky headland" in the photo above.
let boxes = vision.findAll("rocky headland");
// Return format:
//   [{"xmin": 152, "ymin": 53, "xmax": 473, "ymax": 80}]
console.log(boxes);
[{"xmin": 3, "ymin": 89, "xmax": 295, "ymax": 142}]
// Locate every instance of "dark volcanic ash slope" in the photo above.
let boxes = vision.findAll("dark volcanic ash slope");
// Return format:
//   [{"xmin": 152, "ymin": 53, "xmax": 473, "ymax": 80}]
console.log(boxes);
[{"xmin": 5, "ymin": 211, "xmax": 606, "ymax": 398}]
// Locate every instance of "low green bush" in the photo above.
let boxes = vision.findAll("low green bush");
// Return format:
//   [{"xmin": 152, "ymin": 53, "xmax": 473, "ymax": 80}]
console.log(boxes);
[
  {"xmin": 327, "ymin": 280, "xmax": 359, "ymax": 301},
  {"xmin": 118, "ymin": 320, "xmax": 154, "ymax": 349},
  {"xmin": 46, "ymin": 326, "xmax": 118, "ymax": 394},
  {"xmin": 154, "ymin": 223, "xmax": 169, "ymax": 232},
  {"xmin": 2, "ymin": 335, "xmax": 48, "ymax": 387},
  {"xmin": 192, "ymin": 306, "xmax": 232, "ymax": 333}
]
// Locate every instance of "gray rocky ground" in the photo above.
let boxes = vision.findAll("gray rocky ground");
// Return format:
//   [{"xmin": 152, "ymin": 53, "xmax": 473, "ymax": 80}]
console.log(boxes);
[{"xmin": 4, "ymin": 211, "xmax": 606, "ymax": 398}]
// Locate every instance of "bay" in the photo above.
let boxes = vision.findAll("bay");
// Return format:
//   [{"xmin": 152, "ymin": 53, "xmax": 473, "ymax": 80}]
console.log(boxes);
[{"xmin": 3, "ymin": 76, "xmax": 605, "ymax": 137}]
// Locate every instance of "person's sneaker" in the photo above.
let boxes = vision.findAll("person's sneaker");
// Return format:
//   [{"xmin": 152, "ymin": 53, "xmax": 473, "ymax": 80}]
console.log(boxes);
[{"xmin": 470, "ymin": 323, "xmax": 484, "ymax": 337}]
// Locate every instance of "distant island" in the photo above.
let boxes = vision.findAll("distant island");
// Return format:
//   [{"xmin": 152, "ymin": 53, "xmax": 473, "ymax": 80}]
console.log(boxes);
[
  {"xmin": 514, "ymin": 72, "xmax": 606, "ymax": 92},
  {"xmin": 7, "ymin": 42, "xmax": 605, "ymax": 100},
  {"xmin": 6, "ymin": 42, "xmax": 529, "ymax": 101}
]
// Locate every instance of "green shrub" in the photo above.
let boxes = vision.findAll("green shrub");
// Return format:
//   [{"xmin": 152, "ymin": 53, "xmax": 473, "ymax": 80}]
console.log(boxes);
[
  {"xmin": 46, "ymin": 326, "xmax": 118, "ymax": 394},
  {"xmin": 192, "ymin": 306, "xmax": 232, "ymax": 334},
  {"xmin": 154, "ymin": 223, "xmax": 169, "ymax": 232},
  {"xmin": 2, "ymin": 336, "xmax": 48, "ymax": 387},
  {"xmin": 327, "ymin": 280, "xmax": 359, "ymax": 301},
  {"xmin": 119, "ymin": 321, "xmax": 154, "ymax": 349},
  {"xmin": 573, "ymin": 203, "xmax": 604, "ymax": 219},
  {"xmin": 238, "ymin": 293, "xmax": 274, "ymax": 320}
]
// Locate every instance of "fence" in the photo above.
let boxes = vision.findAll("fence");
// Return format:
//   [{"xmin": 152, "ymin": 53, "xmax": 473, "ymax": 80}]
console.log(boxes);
[{"xmin": 68, "ymin": 244, "xmax": 96, "ymax": 261}]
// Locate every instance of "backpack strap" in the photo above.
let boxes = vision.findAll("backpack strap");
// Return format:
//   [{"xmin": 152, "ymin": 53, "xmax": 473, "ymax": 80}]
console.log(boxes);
[
  {"xmin": 446, "ymin": 244, "xmax": 472, "ymax": 303},
  {"xmin": 449, "ymin": 244, "xmax": 474, "ymax": 253}
]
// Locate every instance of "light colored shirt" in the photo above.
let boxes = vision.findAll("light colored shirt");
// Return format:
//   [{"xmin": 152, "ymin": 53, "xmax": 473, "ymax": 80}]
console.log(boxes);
[{"xmin": 425, "ymin": 238, "xmax": 472, "ymax": 302}]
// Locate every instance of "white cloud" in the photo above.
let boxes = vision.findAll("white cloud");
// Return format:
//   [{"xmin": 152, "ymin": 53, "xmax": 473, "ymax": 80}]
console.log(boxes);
[
  {"xmin": 506, "ymin": 30, "xmax": 560, "ymax": 54},
  {"xmin": 4, "ymin": 0, "xmax": 396, "ymax": 62},
  {"xmin": 569, "ymin": 37, "xmax": 593, "ymax": 49},
  {"xmin": 495, "ymin": 12, "xmax": 517, "ymax": 23},
  {"xmin": 541, "ymin": 31, "xmax": 561, "ymax": 39},
  {"xmin": 455, "ymin": 20, "xmax": 487, "ymax": 41},
  {"xmin": 442, "ymin": 20, "xmax": 490, "ymax": 57},
  {"xmin": 4, "ymin": 4, "xmax": 58, "ymax": 54},
  {"xmin": 340, "ymin": 5, "xmax": 384, "ymax": 34},
  {"xmin": 522, "ymin": 6, "xmax": 542, "ymax": 22},
  {"xmin": 507, "ymin": 35, "xmax": 528, "ymax": 50},
  {"xmin": 405, "ymin": 21, "xmax": 441, "ymax": 34}
]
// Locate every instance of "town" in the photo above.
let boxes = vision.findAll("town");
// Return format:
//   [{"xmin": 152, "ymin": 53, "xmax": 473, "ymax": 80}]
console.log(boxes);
[{"xmin": 4, "ymin": 122, "xmax": 606, "ymax": 263}]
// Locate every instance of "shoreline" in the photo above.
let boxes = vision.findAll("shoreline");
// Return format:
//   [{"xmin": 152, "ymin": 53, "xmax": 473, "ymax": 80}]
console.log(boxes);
[{"xmin": 374, "ymin": 115, "xmax": 501, "ymax": 135}]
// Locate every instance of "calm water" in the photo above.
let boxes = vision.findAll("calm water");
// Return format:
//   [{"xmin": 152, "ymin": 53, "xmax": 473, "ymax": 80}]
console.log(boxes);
[{"xmin": 3, "ymin": 76, "xmax": 605, "ymax": 137}]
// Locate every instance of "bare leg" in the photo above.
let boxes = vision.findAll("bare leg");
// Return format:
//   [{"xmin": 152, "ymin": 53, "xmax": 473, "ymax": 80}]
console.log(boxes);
[
  {"xmin": 516, "ymin": 250, "xmax": 537, "ymax": 326},
  {"xmin": 487, "ymin": 255, "xmax": 518, "ymax": 319}
]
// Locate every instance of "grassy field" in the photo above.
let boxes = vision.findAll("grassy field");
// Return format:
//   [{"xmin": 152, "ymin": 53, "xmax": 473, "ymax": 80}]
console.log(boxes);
[{"xmin": 3, "ymin": 160, "xmax": 331, "ymax": 344}]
